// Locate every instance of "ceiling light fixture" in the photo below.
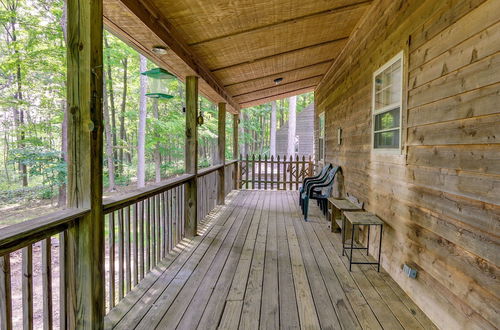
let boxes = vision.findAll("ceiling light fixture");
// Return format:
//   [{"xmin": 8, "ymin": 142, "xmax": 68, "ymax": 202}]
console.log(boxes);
[
  {"xmin": 274, "ymin": 77, "xmax": 283, "ymax": 85},
  {"xmin": 151, "ymin": 46, "xmax": 168, "ymax": 55}
]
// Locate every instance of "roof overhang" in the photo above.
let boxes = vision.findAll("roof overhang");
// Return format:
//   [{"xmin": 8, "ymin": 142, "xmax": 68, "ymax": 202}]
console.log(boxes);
[{"xmin": 103, "ymin": 0, "xmax": 372, "ymax": 111}]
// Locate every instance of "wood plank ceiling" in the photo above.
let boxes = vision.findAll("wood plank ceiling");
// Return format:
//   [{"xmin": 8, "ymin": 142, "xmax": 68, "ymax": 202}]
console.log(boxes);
[{"xmin": 103, "ymin": 0, "xmax": 372, "ymax": 112}]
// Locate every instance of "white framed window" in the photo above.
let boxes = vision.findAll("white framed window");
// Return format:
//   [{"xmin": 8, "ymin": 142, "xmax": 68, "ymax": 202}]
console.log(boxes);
[
  {"xmin": 372, "ymin": 51, "xmax": 404, "ymax": 152},
  {"xmin": 318, "ymin": 112, "xmax": 325, "ymax": 161}
]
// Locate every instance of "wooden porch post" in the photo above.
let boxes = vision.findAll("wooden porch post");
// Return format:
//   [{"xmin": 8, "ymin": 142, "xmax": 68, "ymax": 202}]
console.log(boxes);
[
  {"xmin": 217, "ymin": 103, "xmax": 226, "ymax": 204},
  {"xmin": 185, "ymin": 76, "xmax": 198, "ymax": 237},
  {"xmin": 66, "ymin": 0, "xmax": 104, "ymax": 328},
  {"xmin": 232, "ymin": 114, "xmax": 239, "ymax": 189}
]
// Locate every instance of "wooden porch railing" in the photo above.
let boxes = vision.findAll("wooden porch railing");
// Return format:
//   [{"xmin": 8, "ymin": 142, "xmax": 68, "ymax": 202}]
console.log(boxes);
[
  {"xmin": 238, "ymin": 154, "xmax": 313, "ymax": 190},
  {"xmin": 0, "ymin": 161, "xmax": 238, "ymax": 329}
]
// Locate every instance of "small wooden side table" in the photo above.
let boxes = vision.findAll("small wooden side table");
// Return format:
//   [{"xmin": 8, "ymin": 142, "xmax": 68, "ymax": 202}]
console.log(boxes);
[
  {"xmin": 342, "ymin": 211, "xmax": 384, "ymax": 272},
  {"xmin": 327, "ymin": 198, "xmax": 362, "ymax": 232}
]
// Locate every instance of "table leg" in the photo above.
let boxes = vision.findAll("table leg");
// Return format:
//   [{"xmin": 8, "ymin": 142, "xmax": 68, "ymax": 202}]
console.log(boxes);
[
  {"xmin": 342, "ymin": 215, "xmax": 345, "ymax": 256},
  {"xmin": 367, "ymin": 225, "xmax": 370, "ymax": 256},
  {"xmin": 349, "ymin": 223, "xmax": 355, "ymax": 271},
  {"xmin": 377, "ymin": 224, "xmax": 383, "ymax": 272},
  {"xmin": 329, "ymin": 205, "xmax": 333, "ymax": 232}
]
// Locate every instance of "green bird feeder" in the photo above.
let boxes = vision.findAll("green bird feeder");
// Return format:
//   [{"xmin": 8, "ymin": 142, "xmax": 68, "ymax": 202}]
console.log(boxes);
[{"xmin": 141, "ymin": 68, "xmax": 176, "ymax": 99}]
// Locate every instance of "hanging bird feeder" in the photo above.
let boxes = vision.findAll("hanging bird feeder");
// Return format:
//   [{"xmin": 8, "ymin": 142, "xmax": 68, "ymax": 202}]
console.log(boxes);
[{"xmin": 140, "ymin": 68, "xmax": 176, "ymax": 99}]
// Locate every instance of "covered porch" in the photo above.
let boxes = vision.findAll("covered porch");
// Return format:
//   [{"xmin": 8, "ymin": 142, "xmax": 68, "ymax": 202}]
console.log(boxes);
[
  {"xmin": 104, "ymin": 190, "xmax": 435, "ymax": 330},
  {"xmin": 0, "ymin": 0, "xmax": 498, "ymax": 328}
]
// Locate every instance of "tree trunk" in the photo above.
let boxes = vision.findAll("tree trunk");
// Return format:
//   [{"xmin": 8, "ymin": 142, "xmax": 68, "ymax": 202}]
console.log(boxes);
[
  {"xmin": 119, "ymin": 57, "xmax": 129, "ymax": 172},
  {"xmin": 3, "ymin": 129, "xmax": 10, "ymax": 183},
  {"xmin": 104, "ymin": 35, "xmax": 118, "ymax": 164},
  {"xmin": 103, "ymin": 73, "xmax": 116, "ymax": 191},
  {"xmin": 287, "ymin": 96, "xmax": 297, "ymax": 157},
  {"xmin": 270, "ymin": 100, "xmax": 277, "ymax": 157},
  {"xmin": 239, "ymin": 112, "xmax": 245, "ymax": 156},
  {"xmin": 278, "ymin": 99, "xmax": 284, "ymax": 128},
  {"xmin": 137, "ymin": 55, "xmax": 148, "ymax": 188},
  {"xmin": 153, "ymin": 99, "xmax": 161, "ymax": 182},
  {"xmin": 8, "ymin": 5, "xmax": 28, "ymax": 186}
]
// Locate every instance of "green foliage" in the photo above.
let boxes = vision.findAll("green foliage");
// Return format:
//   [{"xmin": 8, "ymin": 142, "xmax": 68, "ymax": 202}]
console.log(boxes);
[
  {"xmin": 9, "ymin": 146, "xmax": 66, "ymax": 188},
  {"xmin": 0, "ymin": 0, "xmax": 314, "ymax": 216}
]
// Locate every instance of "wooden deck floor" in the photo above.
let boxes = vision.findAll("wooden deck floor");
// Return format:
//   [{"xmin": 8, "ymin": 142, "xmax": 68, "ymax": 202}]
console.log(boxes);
[{"xmin": 105, "ymin": 190, "xmax": 436, "ymax": 330}]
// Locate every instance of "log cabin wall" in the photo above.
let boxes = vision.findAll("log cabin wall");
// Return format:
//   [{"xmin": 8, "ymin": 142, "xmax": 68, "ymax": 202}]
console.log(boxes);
[{"xmin": 315, "ymin": 0, "xmax": 500, "ymax": 328}]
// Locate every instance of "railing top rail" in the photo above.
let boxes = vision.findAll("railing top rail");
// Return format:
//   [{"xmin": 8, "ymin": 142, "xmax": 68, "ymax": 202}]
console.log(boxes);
[
  {"xmin": 197, "ymin": 160, "xmax": 238, "ymax": 177},
  {"xmin": 0, "ymin": 207, "xmax": 90, "ymax": 256},
  {"xmin": 197, "ymin": 164, "xmax": 224, "ymax": 177},
  {"xmin": 0, "ymin": 163, "xmax": 241, "ymax": 256},
  {"xmin": 103, "ymin": 173, "xmax": 195, "ymax": 214}
]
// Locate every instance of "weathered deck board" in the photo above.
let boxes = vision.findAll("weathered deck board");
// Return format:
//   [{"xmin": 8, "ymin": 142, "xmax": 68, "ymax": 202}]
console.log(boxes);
[{"xmin": 104, "ymin": 190, "xmax": 435, "ymax": 329}]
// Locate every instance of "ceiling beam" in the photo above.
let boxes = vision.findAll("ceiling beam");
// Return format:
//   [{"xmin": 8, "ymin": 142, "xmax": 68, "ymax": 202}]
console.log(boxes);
[
  {"xmin": 240, "ymin": 86, "xmax": 316, "ymax": 108},
  {"xmin": 188, "ymin": 0, "xmax": 372, "ymax": 47},
  {"xmin": 233, "ymin": 75, "xmax": 323, "ymax": 98},
  {"xmin": 224, "ymin": 60, "xmax": 333, "ymax": 87},
  {"xmin": 116, "ymin": 0, "xmax": 240, "ymax": 111},
  {"xmin": 211, "ymin": 37, "xmax": 348, "ymax": 72}
]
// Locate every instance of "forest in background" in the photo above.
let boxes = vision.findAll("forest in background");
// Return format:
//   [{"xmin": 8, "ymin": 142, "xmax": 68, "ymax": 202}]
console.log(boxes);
[{"xmin": 0, "ymin": 0, "xmax": 313, "ymax": 225}]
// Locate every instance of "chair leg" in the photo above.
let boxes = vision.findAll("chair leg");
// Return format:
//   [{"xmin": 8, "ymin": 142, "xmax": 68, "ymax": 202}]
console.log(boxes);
[{"xmin": 303, "ymin": 197, "xmax": 309, "ymax": 221}]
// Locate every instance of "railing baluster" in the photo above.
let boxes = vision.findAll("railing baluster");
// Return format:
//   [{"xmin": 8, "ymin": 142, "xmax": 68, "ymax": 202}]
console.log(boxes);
[
  {"xmin": 151, "ymin": 196, "xmax": 156, "ymax": 268},
  {"xmin": 295, "ymin": 155, "xmax": 299, "ymax": 188},
  {"xmin": 22, "ymin": 246, "xmax": 33, "ymax": 330},
  {"xmin": 252, "ymin": 154, "xmax": 256, "ymax": 189},
  {"xmin": 166, "ymin": 191, "xmax": 171, "ymax": 253},
  {"xmin": 0, "ymin": 254, "xmax": 12, "ymax": 330},
  {"xmin": 108, "ymin": 212, "xmax": 115, "ymax": 308},
  {"xmin": 245, "ymin": 154, "xmax": 249, "ymax": 189},
  {"xmin": 139, "ymin": 201, "xmax": 144, "ymax": 280},
  {"xmin": 161, "ymin": 192, "xmax": 166, "ymax": 259},
  {"xmin": 276, "ymin": 155, "xmax": 280, "ymax": 190},
  {"xmin": 258, "ymin": 154, "xmax": 262, "ymax": 189},
  {"xmin": 118, "ymin": 209, "xmax": 124, "ymax": 300},
  {"xmin": 145, "ymin": 198, "xmax": 151, "ymax": 272},
  {"xmin": 179, "ymin": 186, "xmax": 182, "ymax": 239},
  {"xmin": 42, "ymin": 238, "xmax": 53, "ymax": 330},
  {"xmin": 125, "ymin": 206, "xmax": 131, "ymax": 294},
  {"xmin": 156, "ymin": 194, "xmax": 161, "ymax": 264},
  {"xmin": 59, "ymin": 232, "xmax": 66, "ymax": 330},
  {"xmin": 264, "ymin": 155, "xmax": 268, "ymax": 190},
  {"xmin": 133, "ymin": 203, "xmax": 139, "ymax": 286}
]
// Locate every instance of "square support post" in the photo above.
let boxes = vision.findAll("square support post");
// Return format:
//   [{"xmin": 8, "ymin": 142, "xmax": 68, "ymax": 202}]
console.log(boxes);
[
  {"xmin": 217, "ymin": 102, "xmax": 226, "ymax": 204},
  {"xmin": 232, "ymin": 114, "xmax": 239, "ymax": 190},
  {"xmin": 185, "ymin": 76, "xmax": 198, "ymax": 237},
  {"xmin": 65, "ymin": 0, "xmax": 104, "ymax": 327}
]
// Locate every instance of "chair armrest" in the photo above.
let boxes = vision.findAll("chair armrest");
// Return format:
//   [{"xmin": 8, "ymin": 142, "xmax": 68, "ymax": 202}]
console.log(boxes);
[
  {"xmin": 303, "ymin": 177, "xmax": 326, "ymax": 192},
  {"xmin": 303, "ymin": 174, "xmax": 321, "ymax": 185}
]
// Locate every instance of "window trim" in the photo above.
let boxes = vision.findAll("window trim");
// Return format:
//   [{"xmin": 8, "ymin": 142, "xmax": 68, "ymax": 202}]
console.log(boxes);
[
  {"xmin": 318, "ymin": 112, "xmax": 325, "ymax": 161},
  {"xmin": 371, "ymin": 51, "xmax": 404, "ymax": 154}
]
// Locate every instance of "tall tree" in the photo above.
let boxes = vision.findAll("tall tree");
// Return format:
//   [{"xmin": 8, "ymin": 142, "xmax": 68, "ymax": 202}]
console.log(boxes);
[
  {"xmin": 239, "ymin": 112, "xmax": 245, "ymax": 156},
  {"xmin": 104, "ymin": 35, "xmax": 118, "ymax": 162},
  {"xmin": 287, "ymin": 95, "xmax": 297, "ymax": 156},
  {"xmin": 137, "ymin": 54, "xmax": 147, "ymax": 188},
  {"xmin": 153, "ymin": 98, "xmax": 161, "ymax": 182},
  {"xmin": 3, "ymin": 0, "xmax": 28, "ymax": 186},
  {"xmin": 119, "ymin": 56, "xmax": 129, "ymax": 171},
  {"xmin": 270, "ymin": 100, "xmax": 276, "ymax": 157},
  {"xmin": 103, "ymin": 73, "xmax": 116, "ymax": 191}
]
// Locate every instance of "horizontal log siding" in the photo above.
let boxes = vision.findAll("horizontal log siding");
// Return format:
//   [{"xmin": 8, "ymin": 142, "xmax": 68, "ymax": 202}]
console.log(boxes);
[{"xmin": 314, "ymin": 0, "xmax": 500, "ymax": 329}]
